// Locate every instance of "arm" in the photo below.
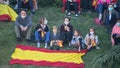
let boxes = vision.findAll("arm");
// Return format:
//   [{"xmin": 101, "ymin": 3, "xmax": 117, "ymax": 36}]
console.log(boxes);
[
  {"xmin": 95, "ymin": 35, "xmax": 99, "ymax": 44},
  {"xmin": 69, "ymin": 24, "xmax": 73, "ymax": 32},
  {"xmin": 15, "ymin": 16, "xmax": 21, "ymax": 27},
  {"xmin": 44, "ymin": 25, "xmax": 49, "ymax": 33},
  {"xmin": 60, "ymin": 25, "xmax": 65, "ymax": 33},
  {"xmin": 27, "ymin": 16, "xmax": 32, "ymax": 27}
]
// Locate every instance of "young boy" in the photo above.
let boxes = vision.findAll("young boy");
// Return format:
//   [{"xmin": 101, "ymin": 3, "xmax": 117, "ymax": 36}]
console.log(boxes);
[{"xmin": 50, "ymin": 26, "xmax": 63, "ymax": 50}]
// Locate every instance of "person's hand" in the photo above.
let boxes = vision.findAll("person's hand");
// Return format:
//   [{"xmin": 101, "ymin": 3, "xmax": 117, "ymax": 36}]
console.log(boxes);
[
  {"xmin": 64, "ymin": 26, "xmax": 67, "ymax": 30},
  {"xmin": 44, "ymin": 32, "xmax": 46, "ymax": 34},
  {"xmin": 24, "ymin": 26, "xmax": 28, "ymax": 31},
  {"xmin": 37, "ymin": 28, "xmax": 42, "ymax": 31},
  {"xmin": 66, "ymin": 27, "xmax": 70, "ymax": 31},
  {"xmin": 20, "ymin": 25, "xmax": 24, "ymax": 31}
]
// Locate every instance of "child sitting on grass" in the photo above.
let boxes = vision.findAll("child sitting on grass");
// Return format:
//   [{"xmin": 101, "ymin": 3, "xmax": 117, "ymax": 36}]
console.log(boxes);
[
  {"xmin": 71, "ymin": 30, "xmax": 83, "ymax": 51},
  {"xmin": 50, "ymin": 26, "xmax": 63, "ymax": 50},
  {"xmin": 84, "ymin": 28, "xmax": 100, "ymax": 51}
]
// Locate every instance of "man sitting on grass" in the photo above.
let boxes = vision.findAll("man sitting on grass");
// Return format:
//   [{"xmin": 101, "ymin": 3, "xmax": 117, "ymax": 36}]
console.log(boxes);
[{"xmin": 15, "ymin": 10, "xmax": 32, "ymax": 42}]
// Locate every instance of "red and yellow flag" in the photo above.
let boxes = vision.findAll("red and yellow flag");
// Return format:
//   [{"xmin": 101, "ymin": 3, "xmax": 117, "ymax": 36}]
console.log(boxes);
[{"xmin": 10, "ymin": 44, "xmax": 87, "ymax": 68}]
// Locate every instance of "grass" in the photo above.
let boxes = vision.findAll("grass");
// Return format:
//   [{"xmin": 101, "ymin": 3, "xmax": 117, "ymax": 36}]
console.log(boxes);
[{"xmin": 0, "ymin": 7, "xmax": 116, "ymax": 68}]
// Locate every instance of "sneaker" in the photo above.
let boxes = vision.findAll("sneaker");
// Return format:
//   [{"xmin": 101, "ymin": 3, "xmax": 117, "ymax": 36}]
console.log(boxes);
[
  {"xmin": 44, "ymin": 43, "xmax": 47, "ymax": 48},
  {"xmin": 67, "ymin": 12, "xmax": 71, "ymax": 16},
  {"xmin": 96, "ymin": 46, "xmax": 100, "ymax": 49},
  {"xmin": 16, "ymin": 37, "xmax": 22, "ymax": 42},
  {"xmin": 68, "ymin": 43, "xmax": 71, "ymax": 47},
  {"xmin": 37, "ymin": 42, "xmax": 40, "ymax": 47},
  {"xmin": 75, "ymin": 14, "xmax": 78, "ymax": 17}
]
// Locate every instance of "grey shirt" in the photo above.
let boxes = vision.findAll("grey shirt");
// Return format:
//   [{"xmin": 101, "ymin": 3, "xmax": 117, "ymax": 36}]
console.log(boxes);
[
  {"xmin": 15, "ymin": 15, "xmax": 32, "ymax": 27},
  {"xmin": 50, "ymin": 32, "xmax": 60, "ymax": 41}
]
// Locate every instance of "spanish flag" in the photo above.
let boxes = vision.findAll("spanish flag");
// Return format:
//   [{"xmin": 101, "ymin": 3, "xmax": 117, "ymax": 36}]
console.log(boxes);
[
  {"xmin": 10, "ymin": 44, "xmax": 87, "ymax": 68},
  {"xmin": 0, "ymin": 4, "xmax": 18, "ymax": 21}
]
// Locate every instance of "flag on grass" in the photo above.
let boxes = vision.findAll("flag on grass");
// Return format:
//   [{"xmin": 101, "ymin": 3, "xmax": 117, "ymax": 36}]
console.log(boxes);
[{"xmin": 10, "ymin": 44, "xmax": 87, "ymax": 68}]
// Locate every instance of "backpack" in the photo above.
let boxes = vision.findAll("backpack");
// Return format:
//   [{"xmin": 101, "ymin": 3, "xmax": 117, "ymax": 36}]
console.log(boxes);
[{"xmin": 0, "ymin": 14, "xmax": 11, "ymax": 22}]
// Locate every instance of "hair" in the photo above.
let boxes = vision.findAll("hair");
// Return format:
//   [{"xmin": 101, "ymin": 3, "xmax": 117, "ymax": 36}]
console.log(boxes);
[
  {"xmin": 20, "ymin": 9, "xmax": 27, "ymax": 13},
  {"xmin": 65, "ymin": 17, "xmax": 70, "ymax": 21},
  {"xmin": 89, "ymin": 28, "xmax": 96, "ymax": 35},
  {"xmin": 53, "ymin": 26, "xmax": 57, "ymax": 29},
  {"xmin": 39, "ymin": 17, "xmax": 46, "ymax": 24},
  {"xmin": 74, "ymin": 29, "xmax": 81, "ymax": 36}
]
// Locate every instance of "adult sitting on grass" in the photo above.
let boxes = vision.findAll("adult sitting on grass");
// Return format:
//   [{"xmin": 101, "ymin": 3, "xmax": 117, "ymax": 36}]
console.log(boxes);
[
  {"xmin": 60, "ymin": 17, "xmax": 73, "ymax": 47},
  {"xmin": 66, "ymin": 0, "xmax": 79, "ymax": 17},
  {"xmin": 15, "ymin": 10, "xmax": 32, "ymax": 42},
  {"xmin": 84, "ymin": 28, "xmax": 100, "ymax": 51},
  {"xmin": 34, "ymin": 17, "xmax": 50, "ymax": 48},
  {"xmin": 111, "ymin": 19, "xmax": 120, "ymax": 46}
]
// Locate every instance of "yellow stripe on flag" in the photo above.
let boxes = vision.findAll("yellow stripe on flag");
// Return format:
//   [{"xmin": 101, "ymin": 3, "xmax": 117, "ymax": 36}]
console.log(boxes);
[{"xmin": 12, "ymin": 48, "xmax": 85, "ymax": 64}]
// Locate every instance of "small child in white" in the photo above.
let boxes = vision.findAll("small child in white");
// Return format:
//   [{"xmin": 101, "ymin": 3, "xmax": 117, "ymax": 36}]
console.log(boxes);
[
  {"xmin": 84, "ymin": 28, "xmax": 100, "ymax": 50},
  {"xmin": 71, "ymin": 30, "xmax": 83, "ymax": 51}
]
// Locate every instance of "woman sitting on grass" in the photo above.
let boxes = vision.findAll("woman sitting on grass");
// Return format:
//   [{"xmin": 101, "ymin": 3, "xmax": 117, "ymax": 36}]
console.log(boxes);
[
  {"xmin": 50, "ymin": 26, "xmax": 63, "ymax": 50},
  {"xmin": 84, "ymin": 28, "xmax": 100, "ymax": 51},
  {"xmin": 60, "ymin": 17, "xmax": 73, "ymax": 47},
  {"xmin": 34, "ymin": 17, "xmax": 50, "ymax": 48},
  {"xmin": 71, "ymin": 30, "xmax": 83, "ymax": 51}
]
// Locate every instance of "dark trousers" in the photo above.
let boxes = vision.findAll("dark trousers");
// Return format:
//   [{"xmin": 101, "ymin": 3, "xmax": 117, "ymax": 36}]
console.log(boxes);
[
  {"xmin": 18, "ymin": 0, "xmax": 33, "ymax": 12},
  {"xmin": 112, "ymin": 34, "xmax": 120, "ymax": 45},
  {"xmin": 81, "ymin": 0, "xmax": 92, "ymax": 11},
  {"xmin": 66, "ymin": 1, "xmax": 78, "ymax": 14},
  {"xmin": 60, "ymin": 31, "xmax": 73, "ymax": 43},
  {"xmin": 97, "ymin": 3, "xmax": 108, "ymax": 14}
]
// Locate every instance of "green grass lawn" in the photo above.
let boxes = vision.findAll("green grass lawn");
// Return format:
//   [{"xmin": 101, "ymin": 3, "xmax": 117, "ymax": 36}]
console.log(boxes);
[{"xmin": 0, "ymin": 7, "xmax": 116, "ymax": 68}]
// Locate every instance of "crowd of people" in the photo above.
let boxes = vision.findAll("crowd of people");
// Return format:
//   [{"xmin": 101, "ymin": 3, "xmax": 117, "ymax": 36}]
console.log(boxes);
[
  {"xmin": 0, "ymin": 0, "xmax": 120, "ymax": 51},
  {"xmin": 15, "ymin": 10, "xmax": 100, "ymax": 51}
]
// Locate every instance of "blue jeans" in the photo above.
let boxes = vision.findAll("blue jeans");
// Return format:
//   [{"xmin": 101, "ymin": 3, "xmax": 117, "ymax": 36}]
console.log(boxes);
[
  {"xmin": 35, "ymin": 31, "xmax": 50, "ymax": 43},
  {"xmin": 97, "ymin": 3, "xmax": 103, "ymax": 14},
  {"xmin": 97, "ymin": 3, "xmax": 108, "ymax": 14}
]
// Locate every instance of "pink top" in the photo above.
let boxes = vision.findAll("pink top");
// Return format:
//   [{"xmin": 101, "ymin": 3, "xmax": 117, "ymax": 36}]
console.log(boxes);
[
  {"xmin": 97, "ymin": 0, "xmax": 111, "ymax": 4},
  {"xmin": 111, "ymin": 24, "xmax": 120, "ymax": 45}
]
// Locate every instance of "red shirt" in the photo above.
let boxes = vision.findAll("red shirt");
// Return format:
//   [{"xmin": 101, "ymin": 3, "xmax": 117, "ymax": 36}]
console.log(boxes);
[{"xmin": 111, "ymin": 0, "xmax": 117, "ymax": 3}]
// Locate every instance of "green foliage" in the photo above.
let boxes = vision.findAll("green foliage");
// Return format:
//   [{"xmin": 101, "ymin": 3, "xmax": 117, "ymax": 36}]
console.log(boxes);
[{"xmin": 90, "ymin": 46, "xmax": 120, "ymax": 68}]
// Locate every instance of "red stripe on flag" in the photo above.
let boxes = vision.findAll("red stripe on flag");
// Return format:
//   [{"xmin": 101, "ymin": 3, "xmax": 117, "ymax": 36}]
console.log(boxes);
[
  {"xmin": 16, "ymin": 44, "xmax": 87, "ymax": 53},
  {"xmin": 10, "ymin": 59, "xmax": 84, "ymax": 68}
]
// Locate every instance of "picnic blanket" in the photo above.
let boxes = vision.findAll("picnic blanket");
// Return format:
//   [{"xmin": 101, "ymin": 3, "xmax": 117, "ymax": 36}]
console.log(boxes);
[{"xmin": 10, "ymin": 44, "xmax": 87, "ymax": 68}]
